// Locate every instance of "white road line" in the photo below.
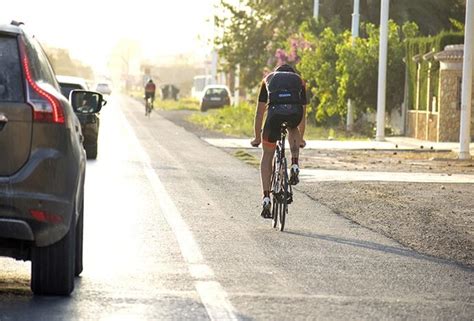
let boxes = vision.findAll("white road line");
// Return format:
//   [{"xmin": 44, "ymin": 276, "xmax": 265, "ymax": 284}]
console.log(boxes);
[
  {"xmin": 195, "ymin": 281, "xmax": 240, "ymax": 321},
  {"xmin": 118, "ymin": 105, "xmax": 239, "ymax": 321}
]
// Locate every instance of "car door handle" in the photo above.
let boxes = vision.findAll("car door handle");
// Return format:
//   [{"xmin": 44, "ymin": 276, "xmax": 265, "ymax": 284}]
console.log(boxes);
[{"xmin": 0, "ymin": 113, "xmax": 7, "ymax": 131}]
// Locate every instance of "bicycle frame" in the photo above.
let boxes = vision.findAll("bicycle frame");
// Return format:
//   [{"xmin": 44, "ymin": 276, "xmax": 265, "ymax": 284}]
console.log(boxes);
[
  {"xmin": 145, "ymin": 97, "xmax": 153, "ymax": 117},
  {"xmin": 271, "ymin": 122, "xmax": 292, "ymax": 231}
]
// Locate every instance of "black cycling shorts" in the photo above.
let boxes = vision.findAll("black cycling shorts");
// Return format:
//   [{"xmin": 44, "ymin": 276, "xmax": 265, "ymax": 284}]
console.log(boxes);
[
  {"xmin": 263, "ymin": 104, "xmax": 303, "ymax": 145},
  {"xmin": 145, "ymin": 92, "xmax": 155, "ymax": 101}
]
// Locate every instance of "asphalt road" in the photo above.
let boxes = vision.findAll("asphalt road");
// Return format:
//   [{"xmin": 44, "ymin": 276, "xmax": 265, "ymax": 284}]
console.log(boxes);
[{"xmin": 0, "ymin": 95, "xmax": 472, "ymax": 320}]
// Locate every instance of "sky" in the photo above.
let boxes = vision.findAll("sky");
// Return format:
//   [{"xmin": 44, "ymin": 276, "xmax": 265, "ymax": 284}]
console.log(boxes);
[{"xmin": 1, "ymin": 0, "xmax": 219, "ymax": 72}]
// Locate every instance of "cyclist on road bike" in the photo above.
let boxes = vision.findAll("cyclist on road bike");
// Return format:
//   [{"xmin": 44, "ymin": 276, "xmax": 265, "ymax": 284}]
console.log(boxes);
[
  {"xmin": 251, "ymin": 64, "xmax": 307, "ymax": 219},
  {"xmin": 145, "ymin": 79, "xmax": 156, "ymax": 113}
]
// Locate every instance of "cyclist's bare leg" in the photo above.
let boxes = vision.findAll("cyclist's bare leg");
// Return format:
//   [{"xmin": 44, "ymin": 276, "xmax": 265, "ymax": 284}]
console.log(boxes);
[
  {"xmin": 288, "ymin": 127, "xmax": 301, "ymax": 185},
  {"xmin": 261, "ymin": 142, "xmax": 276, "ymax": 196},
  {"xmin": 287, "ymin": 127, "xmax": 301, "ymax": 161}
]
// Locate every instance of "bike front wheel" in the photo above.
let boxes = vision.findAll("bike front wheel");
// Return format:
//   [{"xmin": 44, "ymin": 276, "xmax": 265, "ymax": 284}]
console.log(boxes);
[{"xmin": 271, "ymin": 196, "xmax": 279, "ymax": 228}]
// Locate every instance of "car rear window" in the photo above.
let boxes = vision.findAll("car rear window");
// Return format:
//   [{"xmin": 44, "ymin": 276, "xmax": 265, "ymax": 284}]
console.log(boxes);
[
  {"xmin": 60, "ymin": 83, "xmax": 83, "ymax": 98},
  {"xmin": 205, "ymin": 88, "xmax": 228, "ymax": 96},
  {"xmin": 23, "ymin": 35, "xmax": 59, "ymax": 91},
  {"xmin": 0, "ymin": 36, "xmax": 24, "ymax": 102}
]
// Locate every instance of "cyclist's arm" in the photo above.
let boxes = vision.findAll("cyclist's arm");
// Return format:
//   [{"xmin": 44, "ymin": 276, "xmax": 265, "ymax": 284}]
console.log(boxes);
[
  {"xmin": 298, "ymin": 104, "xmax": 306, "ymax": 139},
  {"xmin": 254, "ymin": 81, "xmax": 268, "ymax": 140},
  {"xmin": 299, "ymin": 81, "xmax": 308, "ymax": 146},
  {"xmin": 253, "ymin": 101, "xmax": 266, "ymax": 140}
]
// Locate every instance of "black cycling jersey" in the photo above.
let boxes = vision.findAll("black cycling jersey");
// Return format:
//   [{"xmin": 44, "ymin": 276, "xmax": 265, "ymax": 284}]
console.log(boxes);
[
  {"xmin": 258, "ymin": 71, "xmax": 307, "ymax": 144},
  {"xmin": 258, "ymin": 71, "xmax": 307, "ymax": 106}
]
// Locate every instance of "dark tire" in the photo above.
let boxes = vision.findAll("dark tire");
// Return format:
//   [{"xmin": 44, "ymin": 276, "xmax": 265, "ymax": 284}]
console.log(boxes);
[
  {"xmin": 271, "ymin": 196, "xmax": 278, "ymax": 228},
  {"xmin": 271, "ymin": 156, "xmax": 278, "ymax": 228},
  {"xmin": 31, "ymin": 216, "xmax": 76, "ymax": 296},
  {"xmin": 278, "ymin": 159, "xmax": 288, "ymax": 232},
  {"xmin": 86, "ymin": 145, "xmax": 98, "ymax": 160},
  {"xmin": 75, "ymin": 196, "xmax": 84, "ymax": 277}
]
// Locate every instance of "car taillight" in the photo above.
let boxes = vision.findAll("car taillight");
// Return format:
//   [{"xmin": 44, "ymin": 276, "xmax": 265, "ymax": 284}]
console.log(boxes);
[
  {"xmin": 19, "ymin": 40, "xmax": 64, "ymax": 124},
  {"xmin": 30, "ymin": 209, "xmax": 63, "ymax": 224}
]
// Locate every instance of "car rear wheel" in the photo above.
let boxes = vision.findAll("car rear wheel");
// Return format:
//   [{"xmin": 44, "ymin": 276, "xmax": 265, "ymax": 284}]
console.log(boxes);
[
  {"xmin": 86, "ymin": 145, "xmax": 98, "ymax": 160},
  {"xmin": 75, "ymin": 196, "xmax": 84, "ymax": 277},
  {"xmin": 31, "ymin": 215, "xmax": 76, "ymax": 296}
]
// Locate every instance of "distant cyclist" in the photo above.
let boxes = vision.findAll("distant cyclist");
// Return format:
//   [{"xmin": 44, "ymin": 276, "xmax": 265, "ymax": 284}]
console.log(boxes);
[
  {"xmin": 144, "ymin": 79, "xmax": 156, "ymax": 112},
  {"xmin": 251, "ymin": 64, "xmax": 307, "ymax": 218}
]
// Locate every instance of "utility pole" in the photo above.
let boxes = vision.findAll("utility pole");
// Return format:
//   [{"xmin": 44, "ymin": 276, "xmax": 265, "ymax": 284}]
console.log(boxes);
[
  {"xmin": 375, "ymin": 0, "xmax": 389, "ymax": 141},
  {"xmin": 347, "ymin": 0, "xmax": 360, "ymax": 131},
  {"xmin": 234, "ymin": 64, "xmax": 240, "ymax": 106},
  {"xmin": 459, "ymin": 0, "xmax": 474, "ymax": 159},
  {"xmin": 314, "ymin": 0, "xmax": 319, "ymax": 20},
  {"xmin": 211, "ymin": 50, "xmax": 218, "ymax": 85}
]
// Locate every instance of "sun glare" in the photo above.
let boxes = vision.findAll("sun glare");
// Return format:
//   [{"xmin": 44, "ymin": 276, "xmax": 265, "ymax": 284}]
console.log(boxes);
[{"xmin": 1, "ymin": 0, "xmax": 218, "ymax": 71}]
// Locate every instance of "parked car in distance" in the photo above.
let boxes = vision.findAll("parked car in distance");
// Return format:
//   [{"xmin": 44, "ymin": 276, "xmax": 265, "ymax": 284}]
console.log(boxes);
[
  {"xmin": 57, "ymin": 75, "xmax": 104, "ymax": 159},
  {"xmin": 95, "ymin": 82, "xmax": 112, "ymax": 95},
  {"xmin": 200, "ymin": 85, "xmax": 231, "ymax": 112},
  {"xmin": 0, "ymin": 21, "xmax": 102, "ymax": 296}
]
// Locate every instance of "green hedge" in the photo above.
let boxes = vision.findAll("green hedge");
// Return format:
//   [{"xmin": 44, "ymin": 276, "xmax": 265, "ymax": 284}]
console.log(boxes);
[{"xmin": 406, "ymin": 31, "xmax": 464, "ymax": 111}]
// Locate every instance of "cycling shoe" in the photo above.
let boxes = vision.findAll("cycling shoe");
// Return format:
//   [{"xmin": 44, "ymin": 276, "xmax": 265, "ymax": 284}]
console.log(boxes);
[
  {"xmin": 261, "ymin": 197, "xmax": 272, "ymax": 219},
  {"xmin": 289, "ymin": 164, "xmax": 300, "ymax": 185}
]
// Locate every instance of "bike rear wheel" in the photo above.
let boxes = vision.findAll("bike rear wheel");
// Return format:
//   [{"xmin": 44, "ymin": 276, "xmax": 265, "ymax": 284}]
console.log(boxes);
[
  {"xmin": 277, "ymin": 158, "xmax": 288, "ymax": 231},
  {"xmin": 270, "ymin": 156, "xmax": 278, "ymax": 228},
  {"xmin": 145, "ymin": 98, "xmax": 152, "ymax": 117}
]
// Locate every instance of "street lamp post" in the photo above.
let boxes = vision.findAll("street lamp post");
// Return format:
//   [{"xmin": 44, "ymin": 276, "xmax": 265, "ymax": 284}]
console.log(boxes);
[
  {"xmin": 347, "ymin": 0, "xmax": 360, "ymax": 131},
  {"xmin": 314, "ymin": 0, "xmax": 319, "ymax": 20},
  {"xmin": 375, "ymin": 0, "xmax": 390, "ymax": 141},
  {"xmin": 234, "ymin": 64, "xmax": 240, "ymax": 106},
  {"xmin": 459, "ymin": 0, "xmax": 474, "ymax": 160}
]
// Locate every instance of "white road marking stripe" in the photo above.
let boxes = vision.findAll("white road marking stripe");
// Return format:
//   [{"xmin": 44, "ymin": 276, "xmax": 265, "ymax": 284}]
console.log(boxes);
[
  {"xmin": 144, "ymin": 167, "xmax": 204, "ymax": 264},
  {"xmin": 189, "ymin": 264, "xmax": 215, "ymax": 279},
  {"xmin": 119, "ymin": 106, "xmax": 239, "ymax": 321},
  {"xmin": 195, "ymin": 281, "xmax": 240, "ymax": 321}
]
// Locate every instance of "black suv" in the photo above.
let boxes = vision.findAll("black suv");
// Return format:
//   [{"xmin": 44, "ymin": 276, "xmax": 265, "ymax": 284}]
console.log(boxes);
[
  {"xmin": 57, "ymin": 76, "xmax": 104, "ymax": 159},
  {"xmin": 0, "ymin": 22, "xmax": 103, "ymax": 295}
]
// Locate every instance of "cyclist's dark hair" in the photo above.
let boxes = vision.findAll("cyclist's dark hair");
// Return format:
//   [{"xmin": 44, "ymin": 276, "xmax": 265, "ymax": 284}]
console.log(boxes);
[{"xmin": 275, "ymin": 64, "xmax": 296, "ymax": 73}]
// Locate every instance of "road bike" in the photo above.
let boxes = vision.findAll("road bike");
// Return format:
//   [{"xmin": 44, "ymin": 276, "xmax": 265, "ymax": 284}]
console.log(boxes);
[
  {"xmin": 270, "ymin": 122, "xmax": 293, "ymax": 231},
  {"xmin": 145, "ymin": 97, "xmax": 153, "ymax": 117}
]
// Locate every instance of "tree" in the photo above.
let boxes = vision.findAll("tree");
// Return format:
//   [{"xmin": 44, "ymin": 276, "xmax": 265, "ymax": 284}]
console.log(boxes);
[
  {"xmin": 360, "ymin": 0, "xmax": 464, "ymax": 35},
  {"xmin": 109, "ymin": 39, "xmax": 141, "ymax": 91},
  {"xmin": 214, "ymin": 0, "xmax": 311, "ymax": 89},
  {"xmin": 298, "ymin": 20, "xmax": 416, "ymax": 125},
  {"xmin": 215, "ymin": 0, "xmax": 465, "ymax": 92},
  {"xmin": 215, "ymin": 1, "xmax": 271, "ymax": 89},
  {"xmin": 299, "ymin": 27, "xmax": 342, "ymax": 123},
  {"xmin": 44, "ymin": 47, "xmax": 94, "ymax": 80},
  {"xmin": 336, "ymin": 21, "xmax": 408, "ymax": 117}
]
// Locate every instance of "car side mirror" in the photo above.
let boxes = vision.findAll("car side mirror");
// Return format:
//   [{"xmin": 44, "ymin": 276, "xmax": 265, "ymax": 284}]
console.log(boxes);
[{"xmin": 70, "ymin": 90, "xmax": 103, "ymax": 114}]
